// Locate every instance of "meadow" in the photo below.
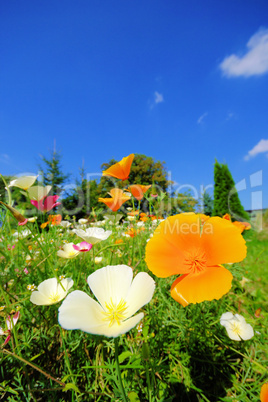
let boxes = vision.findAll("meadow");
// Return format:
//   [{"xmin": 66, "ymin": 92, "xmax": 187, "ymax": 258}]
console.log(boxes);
[{"xmin": 0, "ymin": 163, "xmax": 267, "ymax": 402}]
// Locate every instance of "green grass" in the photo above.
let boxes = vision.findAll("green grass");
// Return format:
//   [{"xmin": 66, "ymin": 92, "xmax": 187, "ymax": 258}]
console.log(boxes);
[{"xmin": 0, "ymin": 217, "xmax": 267, "ymax": 401}]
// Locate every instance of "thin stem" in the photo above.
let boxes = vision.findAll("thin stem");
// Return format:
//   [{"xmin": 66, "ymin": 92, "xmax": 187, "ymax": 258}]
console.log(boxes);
[{"xmin": 114, "ymin": 338, "xmax": 128, "ymax": 402}]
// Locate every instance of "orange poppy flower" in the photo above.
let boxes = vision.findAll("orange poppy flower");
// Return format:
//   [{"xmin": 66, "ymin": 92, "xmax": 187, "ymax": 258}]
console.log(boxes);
[
  {"xmin": 48, "ymin": 214, "xmax": 62, "ymax": 225},
  {"xmin": 115, "ymin": 239, "xmax": 124, "ymax": 244},
  {"xmin": 145, "ymin": 213, "xmax": 247, "ymax": 307},
  {"xmin": 128, "ymin": 184, "xmax": 151, "ymax": 201},
  {"xmin": 102, "ymin": 154, "xmax": 134, "ymax": 181},
  {"xmin": 260, "ymin": 383, "xmax": 268, "ymax": 402},
  {"xmin": 127, "ymin": 210, "xmax": 140, "ymax": 216},
  {"xmin": 98, "ymin": 188, "xmax": 130, "ymax": 212}
]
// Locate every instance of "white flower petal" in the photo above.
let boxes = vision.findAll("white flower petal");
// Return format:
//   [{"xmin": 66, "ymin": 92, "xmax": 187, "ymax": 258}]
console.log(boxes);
[
  {"xmin": 125, "ymin": 272, "xmax": 155, "ymax": 318},
  {"xmin": 101, "ymin": 313, "xmax": 144, "ymax": 338},
  {"xmin": 9, "ymin": 175, "xmax": 38, "ymax": 190},
  {"xmin": 220, "ymin": 312, "xmax": 234, "ymax": 326},
  {"xmin": 87, "ymin": 265, "xmax": 133, "ymax": 308},
  {"xmin": 73, "ymin": 227, "xmax": 112, "ymax": 244},
  {"xmin": 30, "ymin": 278, "xmax": 73, "ymax": 305},
  {"xmin": 27, "ymin": 185, "xmax": 52, "ymax": 201},
  {"xmin": 57, "ymin": 243, "xmax": 80, "ymax": 258},
  {"xmin": 58, "ymin": 290, "xmax": 105, "ymax": 333}
]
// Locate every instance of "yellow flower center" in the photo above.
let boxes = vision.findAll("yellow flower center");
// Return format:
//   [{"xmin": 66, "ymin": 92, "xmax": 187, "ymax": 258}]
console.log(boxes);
[
  {"xmin": 230, "ymin": 322, "xmax": 242, "ymax": 335},
  {"xmin": 102, "ymin": 298, "xmax": 128, "ymax": 326},
  {"xmin": 49, "ymin": 292, "xmax": 61, "ymax": 303},
  {"xmin": 185, "ymin": 249, "xmax": 207, "ymax": 274}
]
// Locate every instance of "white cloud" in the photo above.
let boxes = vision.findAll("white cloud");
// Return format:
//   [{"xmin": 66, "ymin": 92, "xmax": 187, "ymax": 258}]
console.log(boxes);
[
  {"xmin": 220, "ymin": 28, "xmax": 268, "ymax": 77},
  {"xmin": 197, "ymin": 112, "xmax": 208, "ymax": 124},
  {"xmin": 154, "ymin": 91, "xmax": 164, "ymax": 104},
  {"xmin": 244, "ymin": 139, "xmax": 268, "ymax": 160}
]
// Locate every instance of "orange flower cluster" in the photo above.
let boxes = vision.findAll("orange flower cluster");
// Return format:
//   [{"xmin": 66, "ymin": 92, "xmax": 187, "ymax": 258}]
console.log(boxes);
[
  {"xmin": 41, "ymin": 215, "xmax": 62, "ymax": 229},
  {"xmin": 99, "ymin": 154, "xmax": 153, "ymax": 213},
  {"xmin": 145, "ymin": 213, "xmax": 247, "ymax": 307}
]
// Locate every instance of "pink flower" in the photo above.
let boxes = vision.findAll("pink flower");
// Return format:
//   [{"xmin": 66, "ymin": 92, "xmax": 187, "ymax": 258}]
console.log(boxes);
[
  {"xmin": 0, "ymin": 311, "xmax": 20, "ymax": 346},
  {"xmin": 73, "ymin": 242, "xmax": 93, "ymax": 252},
  {"xmin": 31, "ymin": 195, "xmax": 61, "ymax": 212},
  {"xmin": 24, "ymin": 268, "xmax": 29, "ymax": 274},
  {"xmin": 18, "ymin": 219, "xmax": 28, "ymax": 226}
]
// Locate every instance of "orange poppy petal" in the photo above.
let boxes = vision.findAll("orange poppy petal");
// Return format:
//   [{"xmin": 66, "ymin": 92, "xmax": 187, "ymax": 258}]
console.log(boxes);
[
  {"xmin": 170, "ymin": 265, "xmax": 233, "ymax": 307},
  {"xmin": 145, "ymin": 214, "xmax": 205, "ymax": 277},
  {"xmin": 102, "ymin": 154, "xmax": 134, "ymax": 180},
  {"xmin": 260, "ymin": 383, "xmax": 268, "ymax": 402},
  {"xmin": 128, "ymin": 184, "xmax": 151, "ymax": 200},
  {"xmin": 202, "ymin": 217, "xmax": 247, "ymax": 266}
]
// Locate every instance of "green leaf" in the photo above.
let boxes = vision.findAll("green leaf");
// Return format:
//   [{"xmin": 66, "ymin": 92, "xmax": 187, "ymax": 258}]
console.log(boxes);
[
  {"xmin": 62, "ymin": 383, "xmax": 80, "ymax": 393},
  {"xmin": 128, "ymin": 391, "xmax": 140, "ymax": 402},
  {"xmin": 118, "ymin": 350, "xmax": 132, "ymax": 364}
]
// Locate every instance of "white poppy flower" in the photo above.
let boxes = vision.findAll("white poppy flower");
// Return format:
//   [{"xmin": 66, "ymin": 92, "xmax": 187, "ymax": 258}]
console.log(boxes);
[
  {"xmin": 73, "ymin": 227, "xmax": 112, "ymax": 245},
  {"xmin": 220, "ymin": 312, "xmax": 254, "ymax": 341},
  {"xmin": 30, "ymin": 278, "xmax": 74, "ymax": 305},
  {"xmin": 27, "ymin": 185, "xmax": 52, "ymax": 201},
  {"xmin": 60, "ymin": 220, "xmax": 72, "ymax": 228},
  {"xmin": 28, "ymin": 216, "xmax": 38, "ymax": 223},
  {"xmin": 58, "ymin": 265, "xmax": 155, "ymax": 338},
  {"xmin": 57, "ymin": 243, "xmax": 80, "ymax": 259},
  {"xmin": 78, "ymin": 218, "xmax": 88, "ymax": 225},
  {"xmin": 9, "ymin": 175, "xmax": 38, "ymax": 190},
  {"xmin": 94, "ymin": 256, "xmax": 103, "ymax": 264}
]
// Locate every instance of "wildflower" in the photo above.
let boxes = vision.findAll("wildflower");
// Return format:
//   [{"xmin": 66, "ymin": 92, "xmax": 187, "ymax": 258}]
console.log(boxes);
[
  {"xmin": 102, "ymin": 154, "xmax": 134, "ymax": 181},
  {"xmin": 58, "ymin": 265, "xmax": 155, "ymax": 337},
  {"xmin": 0, "ymin": 306, "xmax": 5, "ymax": 311},
  {"xmin": 104, "ymin": 213, "xmax": 123, "ymax": 223},
  {"xmin": 145, "ymin": 213, "xmax": 246, "ymax": 307},
  {"xmin": 73, "ymin": 227, "xmax": 112, "ymax": 245},
  {"xmin": 127, "ymin": 215, "xmax": 136, "ymax": 221},
  {"xmin": 0, "ymin": 311, "xmax": 20, "ymax": 345},
  {"xmin": 31, "ymin": 195, "xmax": 60, "ymax": 213},
  {"xmin": 48, "ymin": 214, "xmax": 62, "ymax": 225},
  {"xmin": 98, "ymin": 188, "xmax": 130, "ymax": 212},
  {"xmin": 28, "ymin": 216, "xmax": 37, "ymax": 222},
  {"xmin": 60, "ymin": 220, "xmax": 72, "ymax": 228},
  {"xmin": 239, "ymin": 277, "xmax": 250, "ymax": 287},
  {"xmin": 8, "ymin": 175, "xmax": 38, "ymax": 190},
  {"xmin": 128, "ymin": 184, "xmax": 151, "ymax": 201},
  {"xmin": 260, "ymin": 383, "xmax": 268, "ymax": 402},
  {"xmin": 0, "ymin": 201, "xmax": 27, "ymax": 225},
  {"xmin": 24, "ymin": 268, "xmax": 29, "ymax": 274},
  {"xmin": 73, "ymin": 242, "xmax": 93, "ymax": 252},
  {"xmin": 27, "ymin": 284, "xmax": 37, "ymax": 291},
  {"xmin": 57, "ymin": 243, "xmax": 80, "ymax": 259},
  {"xmin": 232, "ymin": 220, "xmax": 251, "ymax": 233},
  {"xmin": 220, "ymin": 312, "xmax": 254, "ymax": 341},
  {"xmin": 78, "ymin": 218, "xmax": 88, "ymax": 225},
  {"xmin": 30, "ymin": 278, "xmax": 74, "ymax": 305},
  {"xmin": 95, "ymin": 256, "xmax": 103, "ymax": 264},
  {"xmin": 115, "ymin": 239, "xmax": 124, "ymax": 244},
  {"xmin": 27, "ymin": 185, "xmax": 52, "ymax": 201}
]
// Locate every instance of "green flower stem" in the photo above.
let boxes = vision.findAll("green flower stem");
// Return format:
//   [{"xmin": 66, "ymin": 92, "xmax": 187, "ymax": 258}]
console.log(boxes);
[
  {"xmin": 145, "ymin": 360, "xmax": 152, "ymax": 402},
  {"xmin": 114, "ymin": 337, "xmax": 128, "ymax": 402}
]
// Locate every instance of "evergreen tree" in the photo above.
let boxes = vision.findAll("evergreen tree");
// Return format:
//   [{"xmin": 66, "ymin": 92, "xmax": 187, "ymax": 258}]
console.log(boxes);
[
  {"xmin": 203, "ymin": 191, "xmax": 213, "ymax": 216},
  {"xmin": 39, "ymin": 149, "xmax": 70, "ymax": 196},
  {"xmin": 213, "ymin": 161, "xmax": 248, "ymax": 220}
]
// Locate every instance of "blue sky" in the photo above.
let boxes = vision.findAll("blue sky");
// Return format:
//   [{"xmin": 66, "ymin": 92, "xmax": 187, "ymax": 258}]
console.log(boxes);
[{"xmin": 1, "ymin": 0, "xmax": 268, "ymax": 210}]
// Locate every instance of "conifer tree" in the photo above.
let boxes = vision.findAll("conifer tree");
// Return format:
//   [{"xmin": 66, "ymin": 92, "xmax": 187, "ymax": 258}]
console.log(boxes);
[
  {"xmin": 203, "ymin": 191, "xmax": 213, "ymax": 216},
  {"xmin": 39, "ymin": 148, "xmax": 70, "ymax": 196},
  {"xmin": 213, "ymin": 160, "xmax": 248, "ymax": 220}
]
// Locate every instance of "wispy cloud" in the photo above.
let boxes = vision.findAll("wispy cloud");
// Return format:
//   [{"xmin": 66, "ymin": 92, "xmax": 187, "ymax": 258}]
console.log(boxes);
[
  {"xmin": 220, "ymin": 28, "xmax": 268, "ymax": 77},
  {"xmin": 197, "ymin": 112, "xmax": 208, "ymax": 124},
  {"xmin": 154, "ymin": 91, "xmax": 164, "ymax": 104},
  {"xmin": 149, "ymin": 91, "xmax": 164, "ymax": 110},
  {"xmin": 244, "ymin": 139, "xmax": 268, "ymax": 160}
]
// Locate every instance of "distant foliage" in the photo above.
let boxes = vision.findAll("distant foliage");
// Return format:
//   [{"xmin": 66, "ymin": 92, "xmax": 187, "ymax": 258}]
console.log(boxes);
[
  {"xmin": 203, "ymin": 191, "xmax": 214, "ymax": 216},
  {"xmin": 213, "ymin": 161, "xmax": 249, "ymax": 220}
]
